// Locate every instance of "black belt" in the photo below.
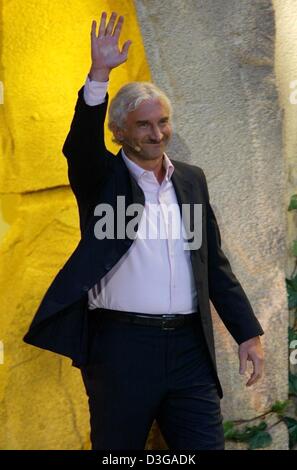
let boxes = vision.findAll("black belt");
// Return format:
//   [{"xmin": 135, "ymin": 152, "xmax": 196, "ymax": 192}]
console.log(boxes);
[{"xmin": 92, "ymin": 308, "xmax": 199, "ymax": 331}]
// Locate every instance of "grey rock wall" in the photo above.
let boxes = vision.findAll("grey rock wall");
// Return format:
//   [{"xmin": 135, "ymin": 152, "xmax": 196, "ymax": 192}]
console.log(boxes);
[{"xmin": 135, "ymin": 0, "xmax": 288, "ymax": 449}]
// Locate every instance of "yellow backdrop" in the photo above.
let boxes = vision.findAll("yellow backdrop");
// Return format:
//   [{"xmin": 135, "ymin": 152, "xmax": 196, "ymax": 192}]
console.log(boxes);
[{"xmin": 0, "ymin": 0, "xmax": 151, "ymax": 449}]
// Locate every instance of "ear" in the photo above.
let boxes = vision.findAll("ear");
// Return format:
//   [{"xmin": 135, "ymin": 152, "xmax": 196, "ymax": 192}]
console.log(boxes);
[{"xmin": 110, "ymin": 123, "xmax": 124, "ymax": 143}]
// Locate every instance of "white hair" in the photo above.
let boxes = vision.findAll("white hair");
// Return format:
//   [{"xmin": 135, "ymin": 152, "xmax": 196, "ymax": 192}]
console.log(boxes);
[{"xmin": 108, "ymin": 82, "xmax": 173, "ymax": 134}]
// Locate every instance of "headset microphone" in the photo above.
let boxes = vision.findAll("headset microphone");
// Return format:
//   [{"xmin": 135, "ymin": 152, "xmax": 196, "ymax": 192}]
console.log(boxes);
[{"xmin": 120, "ymin": 139, "xmax": 142, "ymax": 153}]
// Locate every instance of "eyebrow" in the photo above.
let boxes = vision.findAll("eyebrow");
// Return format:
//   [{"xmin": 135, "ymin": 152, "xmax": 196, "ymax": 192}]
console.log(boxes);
[
  {"xmin": 136, "ymin": 117, "xmax": 170, "ymax": 125},
  {"xmin": 136, "ymin": 120, "xmax": 149, "ymax": 125}
]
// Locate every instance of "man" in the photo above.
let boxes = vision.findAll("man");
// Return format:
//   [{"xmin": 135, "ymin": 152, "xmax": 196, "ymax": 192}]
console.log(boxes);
[{"xmin": 24, "ymin": 12, "xmax": 264, "ymax": 450}]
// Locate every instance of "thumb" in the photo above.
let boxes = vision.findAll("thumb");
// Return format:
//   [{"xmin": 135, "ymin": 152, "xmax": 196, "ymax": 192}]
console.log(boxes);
[
  {"xmin": 121, "ymin": 40, "xmax": 132, "ymax": 60},
  {"xmin": 239, "ymin": 349, "xmax": 248, "ymax": 375}
]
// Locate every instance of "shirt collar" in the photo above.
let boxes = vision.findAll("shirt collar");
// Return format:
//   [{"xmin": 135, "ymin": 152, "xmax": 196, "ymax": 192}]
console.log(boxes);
[{"xmin": 121, "ymin": 149, "xmax": 175, "ymax": 183}]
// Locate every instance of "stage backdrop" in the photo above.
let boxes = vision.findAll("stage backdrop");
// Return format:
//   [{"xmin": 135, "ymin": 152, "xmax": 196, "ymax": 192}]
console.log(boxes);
[{"xmin": 0, "ymin": 0, "xmax": 291, "ymax": 449}]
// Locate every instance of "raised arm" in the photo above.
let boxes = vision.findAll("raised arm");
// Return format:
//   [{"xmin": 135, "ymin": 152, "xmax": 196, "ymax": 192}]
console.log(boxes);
[{"xmin": 62, "ymin": 12, "xmax": 132, "ymax": 202}]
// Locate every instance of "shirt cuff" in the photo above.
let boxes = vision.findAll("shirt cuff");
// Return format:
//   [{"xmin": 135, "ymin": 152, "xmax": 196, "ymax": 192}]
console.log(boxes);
[{"xmin": 83, "ymin": 75, "xmax": 109, "ymax": 106}]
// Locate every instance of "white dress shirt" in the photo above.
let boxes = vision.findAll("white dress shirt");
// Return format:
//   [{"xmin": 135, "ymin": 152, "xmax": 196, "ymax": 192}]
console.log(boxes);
[{"xmin": 83, "ymin": 76, "xmax": 197, "ymax": 314}]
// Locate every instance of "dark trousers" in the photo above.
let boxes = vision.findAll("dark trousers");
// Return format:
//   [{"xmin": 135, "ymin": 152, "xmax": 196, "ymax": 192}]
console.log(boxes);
[{"xmin": 80, "ymin": 312, "xmax": 224, "ymax": 450}]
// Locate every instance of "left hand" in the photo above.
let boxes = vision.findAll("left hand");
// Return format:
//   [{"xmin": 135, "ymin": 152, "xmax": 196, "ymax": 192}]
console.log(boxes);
[
  {"xmin": 238, "ymin": 336, "xmax": 264, "ymax": 387},
  {"xmin": 90, "ymin": 12, "xmax": 132, "ymax": 78}
]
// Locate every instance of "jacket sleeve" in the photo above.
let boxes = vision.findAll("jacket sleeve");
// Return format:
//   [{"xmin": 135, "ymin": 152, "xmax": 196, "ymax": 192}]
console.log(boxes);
[
  {"xmin": 62, "ymin": 86, "xmax": 113, "ymax": 202},
  {"xmin": 200, "ymin": 170, "xmax": 264, "ymax": 344}
]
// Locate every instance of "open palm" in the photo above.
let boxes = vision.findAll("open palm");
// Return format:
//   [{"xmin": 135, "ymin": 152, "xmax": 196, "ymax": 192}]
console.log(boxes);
[{"xmin": 91, "ymin": 12, "xmax": 132, "ymax": 72}]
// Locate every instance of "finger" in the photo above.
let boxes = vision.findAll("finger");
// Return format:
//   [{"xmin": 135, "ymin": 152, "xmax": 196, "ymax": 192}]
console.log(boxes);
[
  {"xmin": 98, "ymin": 11, "xmax": 107, "ymax": 38},
  {"xmin": 113, "ymin": 15, "xmax": 124, "ymax": 40},
  {"xmin": 246, "ymin": 371, "xmax": 262, "ymax": 386},
  {"xmin": 105, "ymin": 11, "xmax": 117, "ymax": 36},
  {"xmin": 120, "ymin": 40, "xmax": 132, "ymax": 61},
  {"xmin": 246, "ymin": 356, "xmax": 263, "ymax": 386},
  {"xmin": 91, "ymin": 20, "xmax": 98, "ymax": 44},
  {"xmin": 91, "ymin": 20, "xmax": 97, "ymax": 38},
  {"xmin": 239, "ymin": 350, "xmax": 248, "ymax": 375}
]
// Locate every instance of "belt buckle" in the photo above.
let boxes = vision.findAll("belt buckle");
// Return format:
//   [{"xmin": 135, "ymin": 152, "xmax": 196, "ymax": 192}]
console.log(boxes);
[{"xmin": 161, "ymin": 315, "xmax": 177, "ymax": 331}]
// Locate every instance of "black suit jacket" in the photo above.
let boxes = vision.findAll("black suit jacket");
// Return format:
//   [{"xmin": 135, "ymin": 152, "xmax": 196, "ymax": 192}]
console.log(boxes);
[{"xmin": 23, "ymin": 87, "xmax": 264, "ymax": 397}]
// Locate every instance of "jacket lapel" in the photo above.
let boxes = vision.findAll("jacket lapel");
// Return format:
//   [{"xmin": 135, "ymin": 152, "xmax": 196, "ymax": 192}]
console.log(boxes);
[
  {"xmin": 170, "ymin": 160, "xmax": 205, "ymax": 274},
  {"xmin": 171, "ymin": 164, "xmax": 194, "ymax": 208},
  {"xmin": 113, "ymin": 150, "xmax": 145, "ymax": 206}
]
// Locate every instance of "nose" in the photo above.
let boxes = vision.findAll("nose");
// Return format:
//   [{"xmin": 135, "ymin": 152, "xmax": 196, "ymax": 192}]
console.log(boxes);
[{"xmin": 150, "ymin": 125, "xmax": 163, "ymax": 142}]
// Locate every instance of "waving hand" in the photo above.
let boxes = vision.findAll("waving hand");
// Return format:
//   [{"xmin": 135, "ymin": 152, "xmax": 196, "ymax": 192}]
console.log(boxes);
[{"xmin": 90, "ymin": 12, "xmax": 132, "ymax": 81}]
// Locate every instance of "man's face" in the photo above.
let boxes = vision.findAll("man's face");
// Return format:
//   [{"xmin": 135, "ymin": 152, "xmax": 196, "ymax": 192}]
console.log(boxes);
[{"xmin": 118, "ymin": 98, "xmax": 172, "ymax": 161}]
